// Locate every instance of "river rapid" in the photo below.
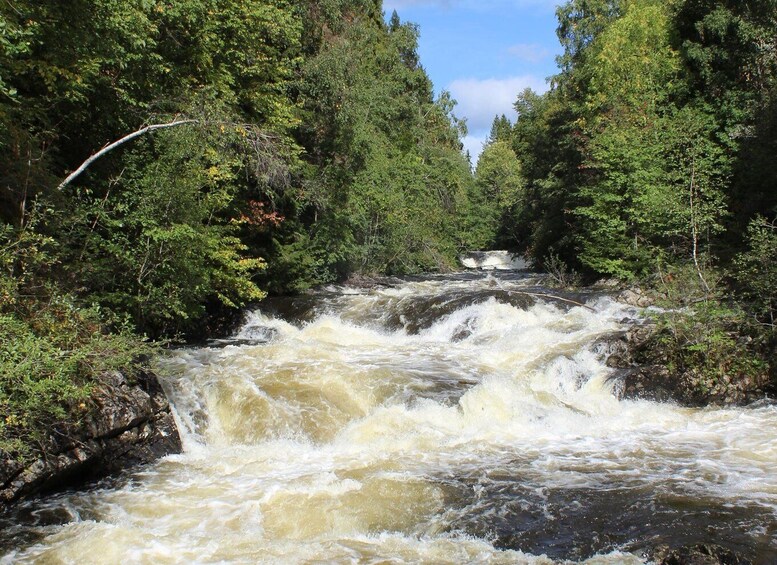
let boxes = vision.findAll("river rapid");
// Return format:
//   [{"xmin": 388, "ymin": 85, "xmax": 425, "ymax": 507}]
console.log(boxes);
[{"xmin": 2, "ymin": 269, "xmax": 777, "ymax": 564}]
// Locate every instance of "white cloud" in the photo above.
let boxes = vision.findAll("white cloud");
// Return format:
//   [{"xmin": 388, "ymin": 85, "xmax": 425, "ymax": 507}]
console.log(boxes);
[
  {"xmin": 507, "ymin": 43, "xmax": 551, "ymax": 63},
  {"xmin": 448, "ymin": 75, "xmax": 548, "ymax": 132},
  {"xmin": 384, "ymin": 0, "xmax": 559, "ymax": 11},
  {"xmin": 462, "ymin": 134, "xmax": 488, "ymax": 163}
]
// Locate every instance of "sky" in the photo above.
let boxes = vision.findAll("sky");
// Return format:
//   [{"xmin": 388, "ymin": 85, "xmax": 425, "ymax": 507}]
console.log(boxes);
[{"xmin": 382, "ymin": 0, "xmax": 563, "ymax": 163}]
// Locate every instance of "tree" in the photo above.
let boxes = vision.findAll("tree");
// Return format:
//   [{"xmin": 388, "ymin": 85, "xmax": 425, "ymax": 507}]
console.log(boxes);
[
  {"xmin": 555, "ymin": 0, "xmax": 622, "ymax": 74},
  {"xmin": 275, "ymin": 6, "xmax": 474, "ymax": 281},
  {"xmin": 733, "ymin": 216, "xmax": 777, "ymax": 325},
  {"xmin": 570, "ymin": 0, "xmax": 693, "ymax": 278},
  {"xmin": 487, "ymin": 115, "xmax": 513, "ymax": 143},
  {"xmin": 474, "ymin": 141, "xmax": 524, "ymax": 247}
]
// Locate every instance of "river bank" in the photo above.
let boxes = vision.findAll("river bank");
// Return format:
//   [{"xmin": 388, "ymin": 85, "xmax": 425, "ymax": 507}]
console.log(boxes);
[
  {"xmin": 0, "ymin": 369, "xmax": 180, "ymax": 508},
  {"xmin": 605, "ymin": 284, "xmax": 775, "ymax": 407}
]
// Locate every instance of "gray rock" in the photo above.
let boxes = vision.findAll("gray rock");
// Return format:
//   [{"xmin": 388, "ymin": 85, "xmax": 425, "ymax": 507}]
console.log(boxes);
[
  {"xmin": 649, "ymin": 543, "xmax": 752, "ymax": 565},
  {"xmin": 617, "ymin": 287, "xmax": 657, "ymax": 308},
  {"xmin": 593, "ymin": 277, "xmax": 623, "ymax": 289},
  {"xmin": 0, "ymin": 369, "xmax": 181, "ymax": 507}
]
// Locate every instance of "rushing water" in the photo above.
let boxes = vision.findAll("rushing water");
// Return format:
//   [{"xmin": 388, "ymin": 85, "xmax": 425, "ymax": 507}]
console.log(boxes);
[{"xmin": 2, "ymin": 270, "xmax": 777, "ymax": 564}]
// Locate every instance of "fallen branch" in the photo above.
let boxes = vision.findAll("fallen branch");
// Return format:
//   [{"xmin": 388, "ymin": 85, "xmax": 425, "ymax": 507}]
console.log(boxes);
[
  {"xmin": 57, "ymin": 119, "xmax": 198, "ymax": 191},
  {"xmin": 491, "ymin": 276, "xmax": 595, "ymax": 311},
  {"xmin": 506, "ymin": 290, "xmax": 596, "ymax": 312}
]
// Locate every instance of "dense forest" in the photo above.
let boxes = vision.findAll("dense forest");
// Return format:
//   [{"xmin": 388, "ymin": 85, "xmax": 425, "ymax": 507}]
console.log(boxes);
[
  {"xmin": 1, "ymin": 0, "xmax": 775, "ymax": 456},
  {"xmin": 483, "ymin": 0, "xmax": 777, "ymax": 284}
]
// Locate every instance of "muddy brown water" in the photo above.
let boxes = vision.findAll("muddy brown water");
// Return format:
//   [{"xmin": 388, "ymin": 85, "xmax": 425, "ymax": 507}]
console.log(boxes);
[{"xmin": 2, "ymin": 271, "xmax": 776, "ymax": 563}]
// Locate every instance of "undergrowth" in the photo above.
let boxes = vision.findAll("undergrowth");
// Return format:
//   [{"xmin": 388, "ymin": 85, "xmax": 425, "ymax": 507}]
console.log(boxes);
[
  {"xmin": 644, "ymin": 261, "xmax": 774, "ymax": 402},
  {"xmin": 0, "ymin": 224, "xmax": 153, "ymax": 459}
]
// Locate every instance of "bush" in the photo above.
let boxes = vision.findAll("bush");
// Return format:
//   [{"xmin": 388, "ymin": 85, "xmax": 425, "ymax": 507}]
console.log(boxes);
[
  {"xmin": 0, "ymin": 224, "xmax": 153, "ymax": 456},
  {"xmin": 733, "ymin": 216, "xmax": 777, "ymax": 326},
  {"xmin": 57, "ymin": 125, "xmax": 267, "ymax": 338},
  {"xmin": 542, "ymin": 249, "xmax": 582, "ymax": 288},
  {"xmin": 647, "ymin": 263, "xmax": 773, "ymax": 402},
  {"xmin": 652, "ymin": 302, "xmax": 769, "ymax": 400}
]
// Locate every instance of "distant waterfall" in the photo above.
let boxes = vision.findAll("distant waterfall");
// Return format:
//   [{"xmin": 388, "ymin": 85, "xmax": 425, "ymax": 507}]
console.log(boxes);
[{"xmin": 459, "ymin": 250, "xmax": 528, "ymax": 270}]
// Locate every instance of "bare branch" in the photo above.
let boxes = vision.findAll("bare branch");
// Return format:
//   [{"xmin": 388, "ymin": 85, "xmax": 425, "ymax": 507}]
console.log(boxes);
[
  {"xmin": 507, "ymin": 290, "xmax": 596, "ymax": 312},
  {"xmin": 57, "ymin": 119, "xmax": 198, "ymax": 191}
]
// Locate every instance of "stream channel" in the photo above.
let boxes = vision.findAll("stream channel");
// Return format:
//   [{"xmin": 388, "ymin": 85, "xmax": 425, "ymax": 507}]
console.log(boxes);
[{"xmin": 2, "ymin": 268, "xmax": 777, "ymax": 563}]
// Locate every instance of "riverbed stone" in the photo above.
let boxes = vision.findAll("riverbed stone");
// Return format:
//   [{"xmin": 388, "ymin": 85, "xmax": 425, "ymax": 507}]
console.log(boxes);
[
  {"xmin": 0, "ymin": 369, "xmax": 181, "ymax": 507},
  {"xmin": 617, "ymin": 286, "xmax": 657, "ymax": 308},
  {"xmin": 649, "ymin": 543, "xmax": 752, "ymax": 565}
]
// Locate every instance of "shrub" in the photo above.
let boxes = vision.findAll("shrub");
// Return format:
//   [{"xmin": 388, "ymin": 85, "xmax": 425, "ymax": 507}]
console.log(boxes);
[
  {"xmin": 647, "ymin": 263, "xmax": 772, "ymax": 402},
  {"xmin": 0, "ymin": 224, "xmax": 152, "ymax": 456},
  {"xmin": 733, "ymin": 216, "xmax": 777, "ymax": 326}
]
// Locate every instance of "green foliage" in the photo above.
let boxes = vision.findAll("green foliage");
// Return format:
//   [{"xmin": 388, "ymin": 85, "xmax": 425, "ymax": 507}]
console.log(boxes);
[
  {"xmin": 575, "ymin": 120, "xmax": 665, "ymax": 279},
  {"xmin": 571, "ymin": 1, "xmax": 701, "ymax": 279},
  {"xmin": 487, "ymin": 115, "xmax": 513, "ymax": 144},
  {"xmin": 0, "ymin": 312, "xmax": 151, "ymax": 456},
  {"xmin": 2, "ymin": 0, "xmax": 476, "ymax": 311},
  {"xmin": 508, "ymin": 87, "xmax": 583, "ymax": 266},
  {"xmin": 476, "ymin": 141, "xmax": 524, "ymax": 211},
  {"xmin": 492, "ymin": 0, "xmax": 777, "ymax": 399},
  {"xmin": 505, "ymin": 0, "xmax": 764, "ymax": 282},
  {"xmin": 59, "ymin": 124, "xmax": 267, "ymax": 337},
  {"xmin": 648, "ymin": 265, "xmax": 771, "ymax": 401},
  {"xmin": 733, "ymin": 217, "xmax": 777, "ymax": 325},
  {"xmin": 281, "ymin": 8, "xmax": 473, "ymax": 281},
  {"xmin": 555, "ymin": 0, "xmax": 622, "ymax": 73},
  {"xmin": 652, "ymin": 301, "xmax": 769, "ymax": 400},
  {"xmin": 587, "ymin": 0, "xmax": 680, "ymax": 111},
  {"xmin": 0, "ymin": 223, "xmax": 153, "ymax": 455},
  {"xmin": 0, "ymin": 0, "xmax": 306, "ymax": 333},
  {"xmin": 473, "ymin": 140, "xmax": 524, "ymax": 248}
]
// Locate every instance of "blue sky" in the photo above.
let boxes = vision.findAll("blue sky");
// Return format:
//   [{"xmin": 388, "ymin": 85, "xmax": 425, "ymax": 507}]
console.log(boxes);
[{"xmin": 382, "ymin": 0, "xmax": 563, "ymax": 162}]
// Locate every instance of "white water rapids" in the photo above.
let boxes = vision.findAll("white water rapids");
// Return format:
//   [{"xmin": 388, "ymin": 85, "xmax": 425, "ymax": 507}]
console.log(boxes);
[{"xmin": 2, "ymin": 272, "xmax": 776, "ymax": 563}]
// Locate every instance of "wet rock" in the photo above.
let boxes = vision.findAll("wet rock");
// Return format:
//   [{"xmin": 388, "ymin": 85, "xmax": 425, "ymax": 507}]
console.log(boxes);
[
  {"xmin": 619, "ymin": 365, "xmax": 678, "ymax": 404},
  {"xmin": 0, "ymin": 369, "xmax": 181, "ymax": 507},
  {"xmin": 617, "ymin": 286, "xmax": 657, "ymax": 308},
  {"xmin": 601, "ymin": 321, "xmax": 771, "ymax": 407},
  {"xmin": 595, "ymin": 324, "xmax": 656, "ymax": 370},
  {"xmin": 649, "ymin": 543, "xmax": 752, "ymax": 565}
]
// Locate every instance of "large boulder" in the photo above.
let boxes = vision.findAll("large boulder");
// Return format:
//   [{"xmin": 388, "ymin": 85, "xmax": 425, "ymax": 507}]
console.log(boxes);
[{"xmin": 600, "ymin": 323, "xmax": 770, "ymax": 406}]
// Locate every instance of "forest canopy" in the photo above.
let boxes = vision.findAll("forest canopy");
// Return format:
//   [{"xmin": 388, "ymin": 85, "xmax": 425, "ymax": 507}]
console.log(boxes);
[{"xmin": 0, "ymin": 0, "xmax": 491, "ymax": 337}]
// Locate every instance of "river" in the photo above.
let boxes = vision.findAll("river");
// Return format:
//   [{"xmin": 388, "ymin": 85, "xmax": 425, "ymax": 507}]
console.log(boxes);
[{"xmin": 2, "ymin": 269, "xmax": 776, "ymax": 563}]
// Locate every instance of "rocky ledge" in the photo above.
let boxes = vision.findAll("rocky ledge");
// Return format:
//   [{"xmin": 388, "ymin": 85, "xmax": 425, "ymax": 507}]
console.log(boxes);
[
  {"xmin": 600, "ymin": 321, "xmax": 771, "ymax": 407},
  {"xmin": 0, "ymin": 370, "xmax": 181, "ymax": 507}
]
